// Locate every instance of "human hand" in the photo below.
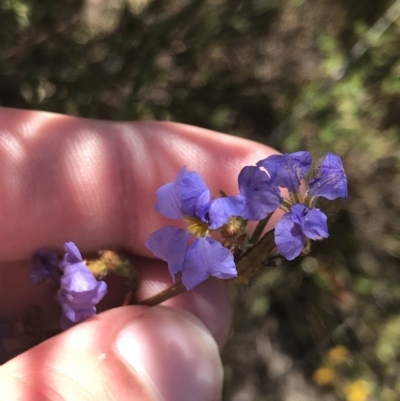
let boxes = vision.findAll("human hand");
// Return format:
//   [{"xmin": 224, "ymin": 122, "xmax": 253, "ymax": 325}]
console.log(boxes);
[{"xmin": 0, "ymin": 108, "xmax": 279, "ymax": 401}]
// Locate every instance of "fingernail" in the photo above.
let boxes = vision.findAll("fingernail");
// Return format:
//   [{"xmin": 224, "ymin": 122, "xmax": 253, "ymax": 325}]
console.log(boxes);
[{"xmin": 114, "ymin": 306, "xmax": 223, "ymax": 401}]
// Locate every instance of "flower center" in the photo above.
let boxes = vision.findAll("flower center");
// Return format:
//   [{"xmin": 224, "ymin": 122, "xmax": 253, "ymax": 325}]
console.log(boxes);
[
  {"xmin": 281, "ymin": 189, "xmax": 315, "ymax": 212},
  {"xmin": 186, "ymin": 217, "xmax": 210, "ymax": 237}
]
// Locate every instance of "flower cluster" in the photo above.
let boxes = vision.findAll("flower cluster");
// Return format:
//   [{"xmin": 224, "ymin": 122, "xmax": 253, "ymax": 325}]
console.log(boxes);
[
  {"xmin": 28, "ymin": 150, "xmax": 347, "ymax": 329},
  {"xmin": 146, "ymin": 151, "xmax": 347, "ymax": 288},
  {"xmin": 261, "ymin": 152, "xmax": 347, "ymax": 260}
]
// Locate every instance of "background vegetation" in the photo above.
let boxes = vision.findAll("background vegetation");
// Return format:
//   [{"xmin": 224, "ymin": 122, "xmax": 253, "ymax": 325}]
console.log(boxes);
[{"xmin": 1, "ymin": 0, "xmax": 400, "ymax": 399}]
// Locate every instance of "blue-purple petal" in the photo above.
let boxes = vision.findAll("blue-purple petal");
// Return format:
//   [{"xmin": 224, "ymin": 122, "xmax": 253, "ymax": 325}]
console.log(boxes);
[
  {"xmin": 181, "ymin": 240, "xmax": 210, "ymax": 290},
  {"xmin": 60, "ymin": 263, "xmax": 107, "ymax": 308},
  {"xmin": 257, "ymin": 151, "xmax": 312, "ymax": 193},
  {"xmin": 308, "ymin": 153, "xmax": 348, "ymax": 200},
  {"xmin": 238, "ymin": 166, "xmax": 282, "ymax": 220},
  {"xmin": 155, "ymin": 167, "xmax": 211, "ymax": 220},
  {"xmin": 207, "ymin": 167, "xmax": 282, "ymax": 228},
  {"xmin": 60, "ymin": 241, "xmax": 83, "ymax": 271},
  {"xmin": 275, "ymin": 212, "xmax": 306, "ymax": 260},
  {"xmin": 287, "ymin": 203, "xmax": 307, "ymax": 225},
  {"xmin": 180, "ymin": 170, "xmax": 211, "ymax": 218},
  {"xmin": 207, "ymin": 196, "xmax": 245, "ymax": 229},
  {"xmin": 302, "ymin": 207, "xmax": 329, "ymax": 240},
  {"xmin": 181, "ymin": 237, "xmax": 237, "ymax": 290},
  {"xmin": 275, "ymin": 204, "xmax": 329, "ymax": 260},
  {"xmin": 155, "ymin": 167, "xmax": 187, "ymax": 219},
  {"xmin": 145, "ymin": 226, "xmax": 191, "ymax": 278},
  {"xmin": 64, "ymin": 242, "xmax": 83, "ymax": 262}
]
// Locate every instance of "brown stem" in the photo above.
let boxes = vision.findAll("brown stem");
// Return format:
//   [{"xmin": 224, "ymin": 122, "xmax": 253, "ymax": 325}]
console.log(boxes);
[
  {"xmin": 249, "ymin": 214, "xmax": 272, "ymax": 244},
  {"xmin": 137, "ymin": 282, "xmax": 187, "ymax": 306},
  {"xmin": 230, "ymin": 229, "xmax": 277, "ymax": 285}
]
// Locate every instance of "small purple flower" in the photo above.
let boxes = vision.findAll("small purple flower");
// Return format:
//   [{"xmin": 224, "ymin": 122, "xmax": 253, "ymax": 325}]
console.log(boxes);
[
  {"xmin": 146, "ymin": 167, "xmax": 237, "ymax": 290},
  {"xmin": 275, "ymin": 204, "xmax": 328, "ymax": 260},
  {"xmin": 255, "ymin": 151, "xmax": 347, "ymax": 260},
  {"xmin": 30, "ymin": 249, "xmax": 60, "ymax": 284},
  {"xmin": 207, "ymin": 166, "xmax": 282, "ymax": 228},
  {"xmin": 56, "ymin": 242, "xmax": 107, "ymax": 330}
]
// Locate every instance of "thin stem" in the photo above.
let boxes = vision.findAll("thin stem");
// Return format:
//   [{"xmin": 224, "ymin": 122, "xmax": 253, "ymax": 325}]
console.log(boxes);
[
  {"xmin": 249, "ymin": 214, "xmax": 272, "ymax": 244},
  {"xmin": 230, "ymin": 229, "xmax": 276, "ymax": 285},
  {"xmin": 137, "ymin": 282, "xmax": 187, "ymax": 306},
  {"xmin": 123, "ymin": 288, "xmax": 134, "ymax": 306}
]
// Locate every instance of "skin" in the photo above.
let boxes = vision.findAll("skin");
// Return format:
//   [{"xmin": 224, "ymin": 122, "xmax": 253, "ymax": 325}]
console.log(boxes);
[{"xmin": 0, "ymin": 108, "xmax": 279, "ymax": 401}]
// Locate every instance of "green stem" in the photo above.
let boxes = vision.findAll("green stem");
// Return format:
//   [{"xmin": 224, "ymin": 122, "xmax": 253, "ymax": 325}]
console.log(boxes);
[{"xmin": 138, "ymin": 282, "xmax": 187, "ymax": 306}]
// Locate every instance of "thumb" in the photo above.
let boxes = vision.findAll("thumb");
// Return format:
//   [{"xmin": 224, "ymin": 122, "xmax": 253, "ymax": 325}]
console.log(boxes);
[{"xmin": 0, "ymin": 306, "xmax": 223, "ymax": 401}]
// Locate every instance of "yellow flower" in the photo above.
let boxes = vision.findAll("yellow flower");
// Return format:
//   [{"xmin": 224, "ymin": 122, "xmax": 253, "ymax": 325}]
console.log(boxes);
[
  {"xmin": 344, "ymin": 380, "xmax": 370, "ymax": 401},
  {"xmin": 328, "ymin": 345, "xmax": 349, "ymax": 365},
  {"xmin": 313, "ymin": 367, "xmax": 335, "ymax": 386}
]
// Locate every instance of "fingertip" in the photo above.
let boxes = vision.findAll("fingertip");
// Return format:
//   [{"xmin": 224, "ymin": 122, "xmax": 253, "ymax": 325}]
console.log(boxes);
[
  {"xmin": 0, "ymin": 110, "xmax": 279, "ymax": 259},
  {"xmin": 115, "ymin": 306, "xmax": 223, "ymax": 401}
]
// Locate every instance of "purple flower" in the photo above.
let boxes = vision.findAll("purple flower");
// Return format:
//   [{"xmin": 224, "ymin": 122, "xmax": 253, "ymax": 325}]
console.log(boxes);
[
  {"xmin": 207, "ymin": 166, "xmax": 282, "ymax": 228},
  {"xmin": 257, "ymin": 151, "xmax": 312, "ymax": 193},
  {"xmin": 56, "ymin": 242, "xmax": 107, "ymax": 330},
  {"xmin": 30, "ymin": 249, "xmax": 60, "ymax": 284},
  {"xmin": 146, "ymin": 167, "xmax": 237, "ymax": 290},
  {"xmin": 255, "ymin": 151, "xmax": 347, "ymax": 260},
  {"xmin": 308, "ymin": 152, "xmax": 348, "ymax": 200},
  {"xmin": 275, "ymin": 204, "xmax": 328, "ymax": 260}
]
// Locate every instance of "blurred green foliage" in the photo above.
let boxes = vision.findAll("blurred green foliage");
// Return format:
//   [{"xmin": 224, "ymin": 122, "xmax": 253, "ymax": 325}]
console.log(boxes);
[{"xmin": 2, "ymin": 0, "xmax": 400, "ymax": 400}]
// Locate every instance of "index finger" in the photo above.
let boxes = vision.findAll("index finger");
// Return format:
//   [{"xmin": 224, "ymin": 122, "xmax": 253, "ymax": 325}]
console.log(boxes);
[{"xmin": 0, "ymin": 108, "xmax": 277, "ymax": 261}]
